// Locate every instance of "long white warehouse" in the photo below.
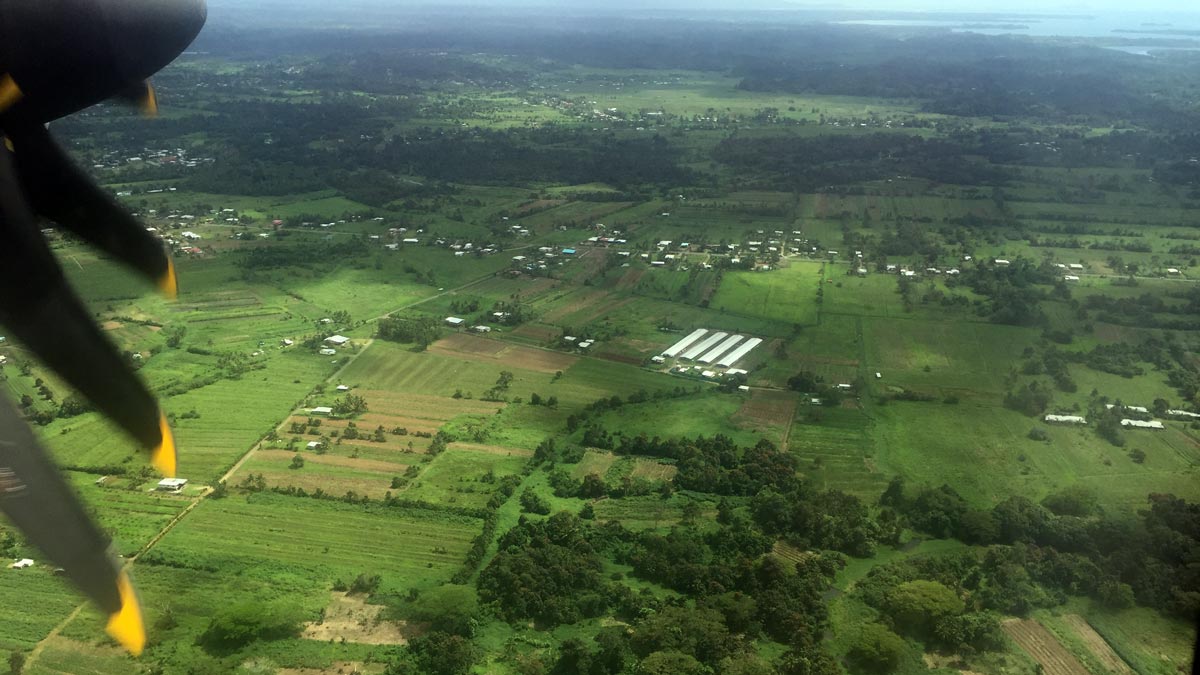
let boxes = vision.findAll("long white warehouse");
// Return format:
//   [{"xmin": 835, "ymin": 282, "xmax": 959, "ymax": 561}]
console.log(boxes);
[
  {"xmin": 662, "ymin": 328, "xmax": 707, "ymax": 358},
  {"xmin": 716, "ymin": 337, "xmax": 763, "ymax": 367},
  {"xmin": 698, "ymin": 334, "xmax": 744, "ymax": 364},
  {"xmin": 682, "ymin": 331, "xmax": 727, "ymax": 360}
]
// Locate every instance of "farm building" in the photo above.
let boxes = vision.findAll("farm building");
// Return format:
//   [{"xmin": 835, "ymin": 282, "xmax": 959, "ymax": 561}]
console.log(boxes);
[
  {"xmin": 682, "ymin": 331, "xmax": 728, "ymax": 361},
  {"xmin": 1166, "ymin": 268, "xmax": 1180, "ymax": 274},
  {"xmin": 698, "ymin": 334, "xmax": 744, "ymax": 364},
  {"xmin": 311, "ymin": 406, "xmax": 333, "ymax": 415},
  {"xmin": 307, "ymin": 441, "xmax": 321, "ymax": 450},
  {"xmin": 1063, "ymin": 275, "xmax": 1080, "ymax": 282},
  {"xmin": 993, "ymin": 259, "xmax": 1010, "ymax": 266},
  {"xmin": 1044, "ymin": 414, "xmax": 1087, "ymax": 425},
  {"xmin": 561, "ymin": 248, "xmax": 576, "ymax": 255},
  {"xmin": 319, "ymin": 348, "xmax": 337, "ymax": 355},
  {"xmin": 1121, "ymin": 419, "xmax": 1164, "ymax": 429},
  {"xmin": 1106, "ymin": 404, "xmax": 1149, "ymax": 414},
  {"xmin": 336, "ymin": 385, "xmax": 350, "ymax": 392},
  {"xmin": 1069, "ymin": 263, "xmax": 1085, "ymax": 270},
  {"xmin": 156, "ymin": 478, "xmax": 188, "ymax": 492},
  {"xmin": 473, "ymin": 325, "xmax": 492, "ymax": 333},
  {"xmin": 726, "ymin": 368, "xmax": 748, "ymax": 376},
  {"xmin": 9, "ymin": 559, "xmax": 34, "ymax": 569},
  {"xmin": 1167, "ymin": 409, "xmax": 1200, "ymax": 419},
  {"xmin": 444, "ymin": 317, "xmax": 465, "ymax": 327},
  {"xmin": 324, "ymin": 335, "xmax": 350, "ymax": 346},
  {"xmin": 662, "ymin": 328, "xmax": 707, "ymax": 358},
  {"xmin": 280, "ymin": 338, "xmax": 294, "ymax": 346},
  {"xmin": 716, "ymin": 338, "xmax": 762, "ymax": 368},
  {"xmin": 737, "ymin": 385, "xmax": 750, "ymax": 392}
]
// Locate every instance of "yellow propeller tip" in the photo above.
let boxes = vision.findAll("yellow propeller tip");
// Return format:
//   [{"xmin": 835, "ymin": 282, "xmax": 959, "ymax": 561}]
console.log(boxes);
[
  {"xmin": 141, "ymin": 82, "xmax": 159, "ymax": 118},
  {"xmin": 105, "ymin": 571, "xmax": 146, "ymax": 656},
  {"xmin": 0, "ymin": 74, "xmax": 22, "ymax": 112},
  {"xmin": 152, "ymin": 414, "xmax": 177, "ymax": 478},
  {"xmin": 157, "ymin": 258, "xmax": 178, "ymax": 300}
]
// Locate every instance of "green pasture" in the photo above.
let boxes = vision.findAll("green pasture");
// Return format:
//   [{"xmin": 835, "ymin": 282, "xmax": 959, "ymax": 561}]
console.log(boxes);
[
  {"xmin": 403, "ymin": 448, "xmax": 530, "ymax": 510},
  {"xmin": 148, "ymin": 492, "xmax": 479, "ymax": 594},
  {"xmin": 710, "ymin": 262, "xmax": 822, "ymax": 326}
]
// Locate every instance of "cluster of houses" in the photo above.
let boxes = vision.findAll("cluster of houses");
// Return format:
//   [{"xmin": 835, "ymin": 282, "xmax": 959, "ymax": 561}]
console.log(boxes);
[{"xmin": 93, "ymin": 146, "xmax": 212, "ymax": 172}]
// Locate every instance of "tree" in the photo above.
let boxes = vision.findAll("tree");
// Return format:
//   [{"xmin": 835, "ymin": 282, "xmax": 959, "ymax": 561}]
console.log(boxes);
[
  {"xmin": 519, "ymin": 488, "xmax": 551, "ymax": 515},
  {"xmin": 8, "ymin": 651, "xmax": 24, "ymax": 675},
  {"xmin": 199, "ymin": 601, "xmax": 303, "ymax": 650},
  {"xmin": 637, "ymin": 651, "xmax": 710, "ymax": 675},
  {"xmin": 408, "ymin": 631, "xmax": 478, "ymax": 675},
  {"xmin": 847, "ymin": 623, "xmax": 906, "ymax": 672},
  {"xmin": 410, "ymin": 585, "xmax": 480, "ymax": 637},
  {"xmin": 290, "ymin": 454, "xmax": 305, "ymax": 470},
  {"xmin": 884, "ymin": 580, "xmax": 964, "ymax": 639}
]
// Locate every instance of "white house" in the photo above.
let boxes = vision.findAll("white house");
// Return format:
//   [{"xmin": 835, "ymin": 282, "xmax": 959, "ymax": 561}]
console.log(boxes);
[
  {"xmin": 444, "ymin": 317, "xmax": 465, "ymax": 327},
  {"xmin": 319, "ymin": 348, "xmax": 337, "ymax": 356},
  {"xmin": 1121, "ymin": 419, "xmax": 1164, "ymax": 429},
  {"xmin": 156, "ymin": 478, "xmax": 188, "ymax": 492},
  {"xmin": 9, "ymin": 559, "xmax": 34, "ymax": 569},
  {"xmin": 324, "ymin": 335, "xmax": 350, "ymax": 346}
]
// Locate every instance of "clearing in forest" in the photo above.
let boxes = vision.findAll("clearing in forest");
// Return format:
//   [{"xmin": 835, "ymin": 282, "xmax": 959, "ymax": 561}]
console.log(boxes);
[
  {"xmin": 301, "ymin": 592, "xmax": 410, "ymax": 645},
  {"xmin": 1002, "ymin": 618, "xmax": 1090, "ymax": 675},
  {"xmin": 1062, "ymin": 615, "xmax": 1133, "ymax": 675}
]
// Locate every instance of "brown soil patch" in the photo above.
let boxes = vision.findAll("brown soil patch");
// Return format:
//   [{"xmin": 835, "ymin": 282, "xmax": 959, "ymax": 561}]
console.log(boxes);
[
  {"xmin": 259, "ymin": 449, "xmax": 410, "ymax": 474},
  {"xmin": 614, "ymin": 267, "xmax": 645, "ymax": 291},
  {"xmin": 101, "ymin": 320, "xmax": 123, "ymax": 330},
  {"xmin": 1062, "ymin": 615, "xmax": 1132, "ymax": 674},
  {"xmin": 735, "ymin": 390, "xmax": 799, "ymax": 428},
  {"xmin": 261, "ymin": 471, "xmax": 394, "ymax": 499},
  {"xmin": 449, "ymin": 442, "xmax": 534, "ymax": 457},
  {"xmin": 278, "ymin": 662, "xmax": 385, "ymax": 675},
  {"xmin": 595, "ymin": 350, "xmax": 644, "ymax": 365},
  {"xmin": 511, "ymin": 324, "xmax": 560, "ymax": 342},
  {"xmin": 354, "ymin": 391, "xmax": 503, "ymax": 419},
  {"xmin": 1002, "ymin": 618, "xmax": 1090, "ymax": 675},
  {"xmin": 302, "ymin": 592, "xmax": 410, "ymax": 645},
  {"xmin": 434, "ymin": 332, "xmax": 509, "ymax": 356},
  {"xmin": 429, "ymin": 334, "xmax": 577, "ymax": 374}
]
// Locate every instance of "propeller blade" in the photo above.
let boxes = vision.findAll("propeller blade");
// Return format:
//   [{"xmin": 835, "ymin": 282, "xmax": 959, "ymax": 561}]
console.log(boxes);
[
  {"xmin": 0, "ymin": 141, "xmax": 175, "ymax": 476},
  {"xmin": 0, "ymin": 0, "xmax": 206, "ymax": 124},
  {"xmin": 113, "ymin": 80, "xmax": 158, "ymax": 117},
  {"xmin": 0, "ymin": 396, "xmax": 146, "ymax": 655},
  {"xmin": 7, "ymin": 123, "xmax": 177, "ymax": 297}
]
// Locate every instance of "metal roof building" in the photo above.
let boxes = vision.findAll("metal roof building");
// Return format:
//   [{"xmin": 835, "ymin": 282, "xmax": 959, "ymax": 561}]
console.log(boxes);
[
  {"xmin": 681, "ymin": 331, "xmax": 727, "ymax": 361},
  {"xmin": 698, "ymin": 334, "xmax": 744, "ymax": 364},
  {"xmin": 662, "ymin": 328, "xmax": 707, "ymax": 358},
  {"xmin": 716, "ymin": 337, "xmax": 763, "ymax": 368}
]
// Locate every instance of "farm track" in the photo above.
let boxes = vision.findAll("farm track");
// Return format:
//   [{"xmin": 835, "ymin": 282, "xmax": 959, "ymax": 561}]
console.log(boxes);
[{"xmin": 25, "ymin": 270, "xmax": 505, "ymax": 669}]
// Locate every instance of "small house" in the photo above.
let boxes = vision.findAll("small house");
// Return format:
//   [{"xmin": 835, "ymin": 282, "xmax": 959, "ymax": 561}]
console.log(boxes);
[
  {"xmin": 473, "ymin": 325, "xmax": 492, "ymax": 333},
  {"xmin": 444, "ymin": 317, "xmax": 465, "ymax": 327},
  {"xmin": 156, "ymin": 478, "xmax": 188, "ymax": 492},
  {"xmin": 336, "ymin": 385, "xmax": 350, "ymax": 392},
  {"xmin": 306, "ymin": 441, "xmax": 321, "ymax": 450},
  {"xmin": 324, "ymin": 335, "xmax": 350, "ymax": 346},
  {"xmin": 311, "ymin": 406, "xmax": 333, "ymax": 415},
  {"xmin": 9, "ymin": 559, "xmax": 34, "ymax": 569},
  {"xmin": 319, "ymin": 348, "xmax": 337, "ymax": 356}
]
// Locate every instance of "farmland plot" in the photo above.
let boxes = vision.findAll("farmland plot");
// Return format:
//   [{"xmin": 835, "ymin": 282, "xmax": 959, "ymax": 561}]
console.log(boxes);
[{"xmin": 1002, "ymin": 619, "xmax": 1090, "ymax": 675}]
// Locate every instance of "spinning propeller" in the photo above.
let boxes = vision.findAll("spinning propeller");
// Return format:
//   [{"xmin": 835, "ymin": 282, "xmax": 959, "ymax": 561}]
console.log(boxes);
[{"xmin": 0, "ymin": 0, "xmax": 205, "ymax": 655}]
